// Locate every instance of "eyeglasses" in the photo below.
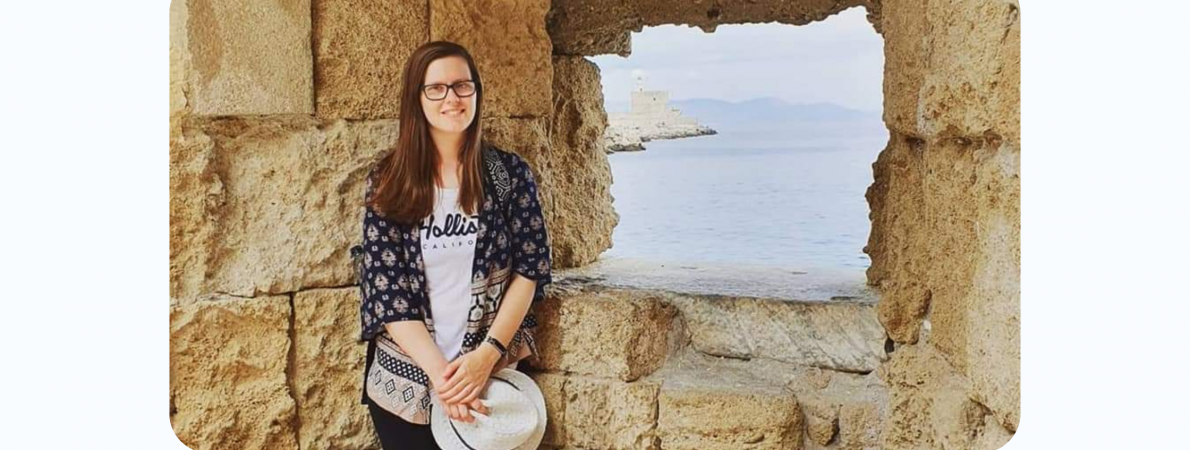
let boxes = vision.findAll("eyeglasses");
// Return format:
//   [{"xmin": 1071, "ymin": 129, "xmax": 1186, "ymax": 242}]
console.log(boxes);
[{"xmin": 421, "ymin": 81, "xmax": 478, "ymax": 101}]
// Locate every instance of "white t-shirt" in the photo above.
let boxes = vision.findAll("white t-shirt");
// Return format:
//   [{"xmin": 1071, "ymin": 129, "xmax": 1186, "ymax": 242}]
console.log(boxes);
[{"xmin": 420, "ymin": 187, "xmax": 479, "ymax": 361}]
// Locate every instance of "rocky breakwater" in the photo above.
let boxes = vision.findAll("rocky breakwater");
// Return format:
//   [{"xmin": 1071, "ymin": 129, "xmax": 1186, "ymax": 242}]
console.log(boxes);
[
  {"xmin": 604, "ymin": 121, "xmax": 717, "ymax": 153},
  {"xmin": 603, "ymin": 88, "xmax": 717, "ymax": 153}
]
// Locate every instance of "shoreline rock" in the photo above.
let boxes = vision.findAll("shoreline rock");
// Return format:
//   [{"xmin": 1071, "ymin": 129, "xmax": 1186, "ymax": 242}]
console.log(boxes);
[{"xmin": 604, "ymin": 122, "xmax": 717, "ymax": 153}]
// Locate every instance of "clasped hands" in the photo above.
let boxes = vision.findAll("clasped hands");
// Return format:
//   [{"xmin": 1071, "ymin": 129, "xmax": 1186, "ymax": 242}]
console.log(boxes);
[{"xmin": 432, "ymin": 343, "xmax": 506, "ymax": 423}]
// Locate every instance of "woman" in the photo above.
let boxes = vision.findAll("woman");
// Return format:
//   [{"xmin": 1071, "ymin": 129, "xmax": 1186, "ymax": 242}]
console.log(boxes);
[{"xmin": 356, "ymin": 41, "xmax": 552, "ymax": 449}]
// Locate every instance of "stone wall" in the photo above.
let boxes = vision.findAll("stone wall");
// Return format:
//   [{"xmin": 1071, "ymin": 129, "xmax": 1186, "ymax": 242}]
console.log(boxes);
[
  {"xmin": 866, "ymin": 1, "xmax": 1020, "ymax": 448},
  {"xmin": 170, "ymin": 0, "xmax": 1019, "ymax": 448},
  {"xmin": 170, "ymin": 0, "xmax": 615, "ymax": 447}
]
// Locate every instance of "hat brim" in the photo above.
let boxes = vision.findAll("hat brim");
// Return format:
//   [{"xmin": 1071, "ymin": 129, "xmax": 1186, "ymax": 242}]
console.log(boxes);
[{"xmin": 430, "ymin": 368, "xmax": 547, "ymax": 450}]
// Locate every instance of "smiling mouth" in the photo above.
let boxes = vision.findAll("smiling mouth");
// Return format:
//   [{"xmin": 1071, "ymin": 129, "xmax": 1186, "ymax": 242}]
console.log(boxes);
[{"xmin": 442, "ymin": 109, "xmax": 466, "ymax": 117}]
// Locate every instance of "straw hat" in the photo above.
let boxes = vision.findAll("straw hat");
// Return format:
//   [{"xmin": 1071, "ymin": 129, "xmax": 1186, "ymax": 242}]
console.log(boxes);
[{"xmin": 430, "ymin": 368, "xmax": 547, "ymax": 450}]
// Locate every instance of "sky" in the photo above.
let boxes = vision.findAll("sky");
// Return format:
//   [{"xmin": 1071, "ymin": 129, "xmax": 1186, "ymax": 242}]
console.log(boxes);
[{"xmin": 589, "ymin": 7, "xmax": 884, "ymax": 113}]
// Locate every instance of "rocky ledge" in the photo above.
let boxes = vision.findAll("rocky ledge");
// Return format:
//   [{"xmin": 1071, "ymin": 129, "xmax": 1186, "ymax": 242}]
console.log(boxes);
[{"xmin": 604, "ymin": 123, "xmax": 717, "ymax": 153}]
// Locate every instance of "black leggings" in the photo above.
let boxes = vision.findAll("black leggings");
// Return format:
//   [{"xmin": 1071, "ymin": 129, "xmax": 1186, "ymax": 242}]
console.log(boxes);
[
  {"xmin": 366, "ymin": 361, "xmax": 527, "ymax": 450},
  {"xmin": 365, "ymin": 396, "xmax": 440, "ymax": 450}
]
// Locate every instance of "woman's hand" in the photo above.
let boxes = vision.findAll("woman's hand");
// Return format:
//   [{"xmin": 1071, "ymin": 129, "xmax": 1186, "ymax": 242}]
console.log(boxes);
[
  {"xmin": 425, "ymin": 362, "xmax": 473, "ymax": 423},
  {"xmin": 438, "ymin": 344, "xmax": 502, "ymax": 406}
]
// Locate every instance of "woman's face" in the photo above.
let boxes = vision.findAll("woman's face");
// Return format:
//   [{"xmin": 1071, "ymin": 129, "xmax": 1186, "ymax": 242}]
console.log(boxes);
[{"xmin": 420, "ymin": 56, "xmax": 478, "ymax": 136}]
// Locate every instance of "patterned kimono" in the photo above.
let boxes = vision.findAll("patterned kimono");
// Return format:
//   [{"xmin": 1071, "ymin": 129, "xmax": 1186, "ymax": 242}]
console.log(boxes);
[{"xmin": 356, "ymin": 146, "xmax": 552, "ymax": 425}]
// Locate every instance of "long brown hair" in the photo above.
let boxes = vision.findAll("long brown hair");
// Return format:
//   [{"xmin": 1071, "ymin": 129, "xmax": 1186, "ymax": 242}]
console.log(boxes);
[{"xmin": 369, "ymin": 41, "xmax": 485, "ymax": 224}]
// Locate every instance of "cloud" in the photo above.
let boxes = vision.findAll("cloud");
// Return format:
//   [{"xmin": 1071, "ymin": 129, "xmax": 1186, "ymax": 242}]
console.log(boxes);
[{"xmin": 589, "ymin": 7, "xmax": 884, "ymax": 111}]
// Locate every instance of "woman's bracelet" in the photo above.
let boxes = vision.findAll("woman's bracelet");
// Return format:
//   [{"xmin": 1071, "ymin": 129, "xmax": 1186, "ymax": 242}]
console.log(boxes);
[{"xmin": 484, "ymin": 336, "xmax": 508, "ymax": 358}]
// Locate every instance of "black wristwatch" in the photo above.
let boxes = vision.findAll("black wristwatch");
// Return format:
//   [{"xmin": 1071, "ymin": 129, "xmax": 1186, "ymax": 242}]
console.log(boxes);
[{"xmin": 484, "ymin": 336, "xmax": 508, "ymax": 358}]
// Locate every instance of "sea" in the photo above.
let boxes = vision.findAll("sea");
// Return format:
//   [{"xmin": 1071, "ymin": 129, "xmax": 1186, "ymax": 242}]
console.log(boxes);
[{"xmin": 602, "ymin": 128, "xmax": 889, "ymax": 275}]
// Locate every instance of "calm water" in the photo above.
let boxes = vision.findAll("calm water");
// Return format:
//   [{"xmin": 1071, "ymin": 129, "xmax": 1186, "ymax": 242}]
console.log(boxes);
[{"xmin": 604, "ymin": 130, "xmax": 887, "ymax": 272}]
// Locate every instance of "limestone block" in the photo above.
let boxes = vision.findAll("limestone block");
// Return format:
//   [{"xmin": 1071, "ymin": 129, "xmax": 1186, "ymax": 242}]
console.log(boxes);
[
  {"xmin": 881, "ymin": 0, "xmax": 1019, "ymax": 141},
  {"xmin": 658, "ymin": 378, "xmax": 803, "ymax": 450},
  {"xmin": 169, "ymin": 129, "xmax": 222, "ymax": 301},
  {"xmin": 169, "ymin": 295, "xmax": 297, "ymax": 449},
  {"xmin": 918, "ymin": 0, "xmax": 1020, "ymax": 141},
  {"xmin": 313, "ymin": 0, "xmax": 428, "ymax": 119},
  {"xmin": 553, "ymin": 28, "xmax": 632, "ymax": 57},
  {"xmin": 430, "ymin": 0, "xmax": 552, "ymax": 118},
  {"xmin": 546, "ymin": 0, "xmax": 868, "ymax": 56},
  {"xmin": 878, "ymin": 345, "xmax": 1012, "ymax": 450},
  {"xmin": 837, "ymin": 402, "xmax": 883, "ymax": 450},
  {"xmin": 547, "ymin": 0, "xmax": 636, "ymax": 56},
  {"xmin": 790, "ymin": 369, "xmax": 887, "ymax": 450},
  {"xmin": 866, "ymin": 134, "xmax": 931, "ymax": 344},
  {"xmin": 169, "ymin": 0, "xmax": 190, "ymax": 136},
  {"xmin": 868, "ymin": 135, "xmax": 1019, "ymax": 430},
  {"xmin": 181, "ymin": 0, "xmax": 313, "ymax": 115},
  {"xmin": 921, "ymin": 138, "xmax": 1020, "ymax": 431},
  {"xmin": 528, "ymin": 371, "xmax": 568, "ymax": 448},
  {"xmin": 632, "ymin": 0, "xmax": 865, "ymax": 30},
  {"xmin": 293, "ymin": 288, "xmax": 376, "ymax": 450},
  {"xmin": 667, "ymin": 295, "xmax": 886, "ymax": 373},
  {"xmin": 803, "ymin": 402, "xmax": 839, "ymax": 447},
  {"xmin": 547, "ymin": 56, "xmax": 617, "ymax": 267},
  {"xmin": 169, "ymin": 117, "xmax": 400, "ymax": 300},
  {"xmin": 879, "ymin": 0, "xmax": 930, "ymax": 137},
  {"xmin": 529, "ymin": 288, "xmax": 674, "ymax": 381},
  {"xmin": 564, "ymin": 375, "xmax": 660, "ymax": 450}
]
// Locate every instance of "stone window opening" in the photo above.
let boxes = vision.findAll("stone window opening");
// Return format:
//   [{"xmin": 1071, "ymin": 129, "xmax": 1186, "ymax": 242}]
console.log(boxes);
[{"xmin": 565, "ymin": 9, "xmax": 887, "ymax": 305}]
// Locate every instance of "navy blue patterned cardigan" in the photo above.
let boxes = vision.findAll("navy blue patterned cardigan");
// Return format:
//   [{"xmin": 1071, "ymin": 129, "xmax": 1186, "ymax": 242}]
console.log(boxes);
[{"xmin": 355, "ymin": 146, "xmax": 552, "ymax": 421}]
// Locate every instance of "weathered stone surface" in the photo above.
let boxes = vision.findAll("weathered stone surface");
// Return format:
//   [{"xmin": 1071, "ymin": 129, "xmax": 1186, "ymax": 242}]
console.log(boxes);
[
  {"xmin": 527, "ymin": 371, "xmax": 568, "ymax": 448},
  {"xmin": 169, "ymin": 129, "xmax": 222, "ymax": 301},
  {"xmin": 169, "ymin": 0, "xmax": 190, "ymax": 136},
  {"xmin": 788, "ymin": 364, "xmax": 887, "ymax": 450},
  {"xmin": 182, "ymin": 0, "xmax": 313, "ymax": 115},
  {"xmin": 866, "ymin": 134, "xmax": 931, "ymax": 344},
  {"xmin": 431, "ymin": 0, "xmax": 552, "ymax": 118},
  {"xmin": 803, "ymin": 402, "xmax": 839, "ymax": 447},
  {"xmin": 529, "ymin": 287, "xmax": 674, "ymax": 381},
  {"xmin": 798, "ymin": 381, "xmax": 887, "ymax": 450},
  {"xmin": 170, "ymin": 295, "xmax": 297, "ymax": 449},
  {"xmin": 565, "ymin": 375, "xmax": 660, "ymax": 450},
  {"xmin": 169, "ymin": 117, "xmax": 400, "ymax": 300},
  {"xmin": 553, "ymin": 27, "xmax": 632, "ymax": 57},
  {"xmin": 666, "ymin": 294, "xmax": 886, "ymax": 373},
  {"xmin": 837, "ymin": 402, "xmax": 883, "ymax": 450},
  {"xmin": 879, "ymin": 0, "xmax": 929, "ymax": 138},
  {"xmin": 878, "ymin": 345, "xmax": 1012, "ymax": 450},
  {"xmin": 867, "ymin": 1, "xmax": 1021, "ymax": 442},
  {"xmin": 293, "ymin": 288, "xmax": 375, "ymax": 450},
  {"xmin": 650, "ymin": 350, "xmax": 887, "ymax": 450},
  {"xmin": 548, "ymin": 0, "xmax": 871, "ymax": 56},
  {"xmin": 881, "ymin": 0, "xmax": 1020, "ymax": 141},
  {"xmin": 313, "ymin": 0, "xmax": 428, "ymax": 119},
  {"xmin": 869, "ymin": 133, "xmax": 1020, "ymax": 432},
  {"xmin": 921, "ymin": 138, "xmax": 1020, "ymax": 431},
  {"xmin": 547, "ymin": 57, "xmax": 617, "ymax": 267},
  {"xmin": 658, "ymin": 373, "xmax": 803, "ymax": 450},
  {"xmin": 918, "ymin": 0, "xmax": 1020, "ymax": 141}
]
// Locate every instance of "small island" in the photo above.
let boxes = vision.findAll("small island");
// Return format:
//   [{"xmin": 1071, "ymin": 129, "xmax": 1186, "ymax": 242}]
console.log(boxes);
[{"xmin": 604, "ymin": 87, "xmax": 717, "ymax": 153}]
